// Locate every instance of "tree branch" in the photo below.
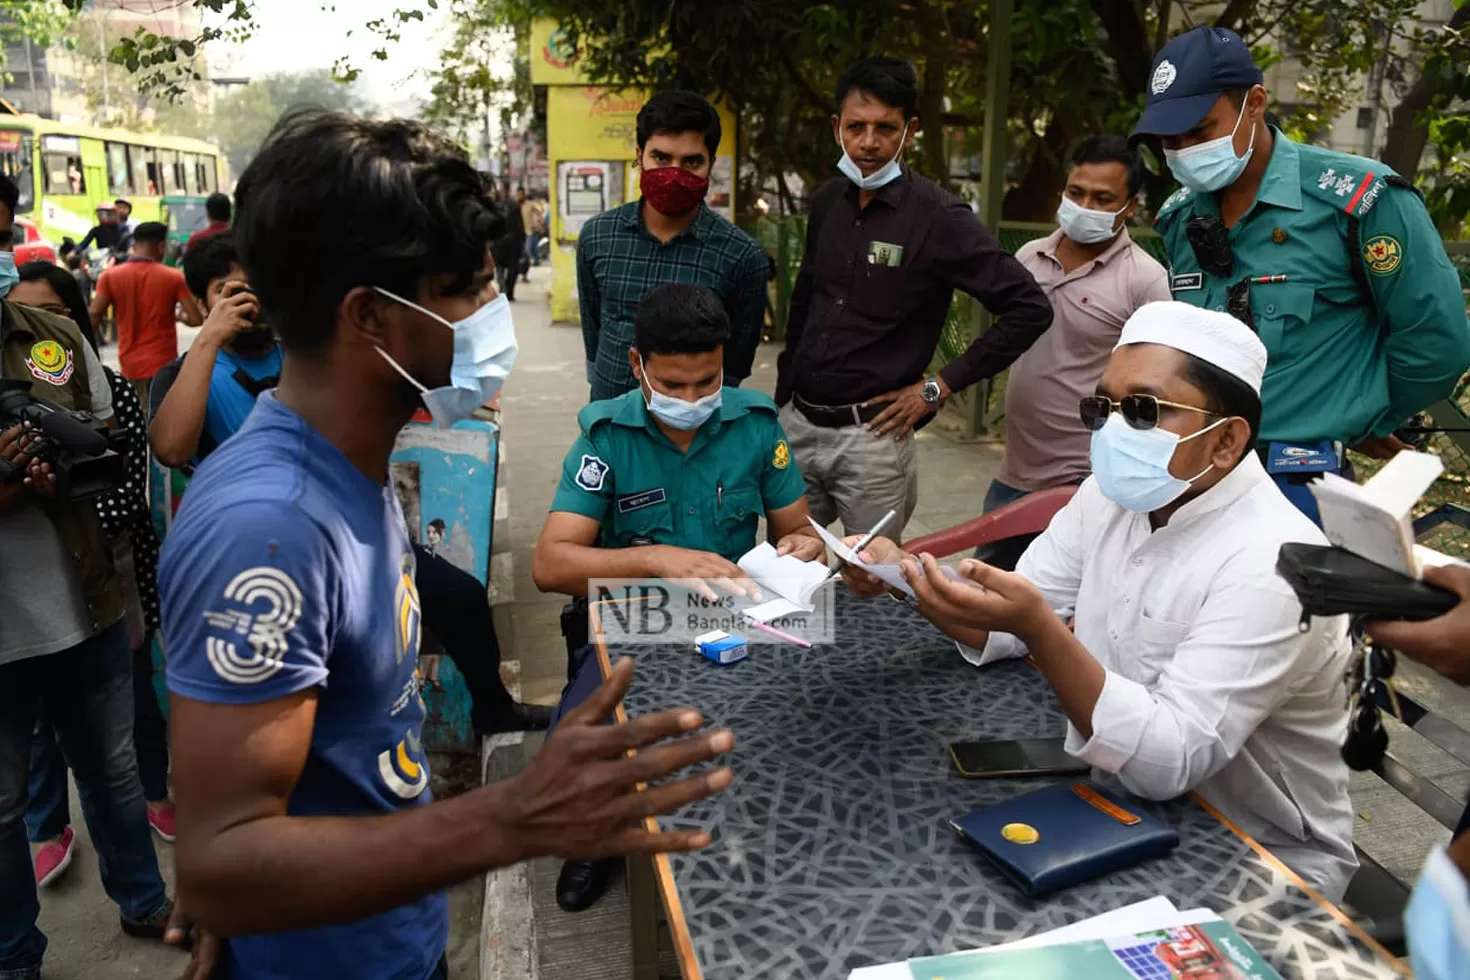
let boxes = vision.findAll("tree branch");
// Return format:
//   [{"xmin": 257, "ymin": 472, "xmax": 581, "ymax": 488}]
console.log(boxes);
[
  {"xmin": 1213, "ymin": 0, "xmax": 1256, "ymax": 34},
  {"xmin": 1380, "ymin": 1, "xmax": 1470, "ymax": 175},
  {"xmin": 776, "ymin": 42, "xmax": 832, "ymax": 118}
]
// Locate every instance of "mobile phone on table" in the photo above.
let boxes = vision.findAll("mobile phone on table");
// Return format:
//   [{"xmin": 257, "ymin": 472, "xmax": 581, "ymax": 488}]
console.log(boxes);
[{"xmin": 948, "ymin": 737, "xmax": 1090, "ymax": 779}]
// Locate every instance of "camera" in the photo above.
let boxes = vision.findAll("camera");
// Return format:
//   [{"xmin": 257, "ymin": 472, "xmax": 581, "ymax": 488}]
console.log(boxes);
[{"xmin": 0, "ymin": 378, "xmax": 127, "ymax": 501}]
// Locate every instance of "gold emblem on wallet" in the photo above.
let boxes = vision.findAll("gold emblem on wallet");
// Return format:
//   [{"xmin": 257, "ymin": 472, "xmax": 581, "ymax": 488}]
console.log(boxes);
[{"xmin": 1000, "ymin": 822, "xmax": 1040, "ymax": 845}]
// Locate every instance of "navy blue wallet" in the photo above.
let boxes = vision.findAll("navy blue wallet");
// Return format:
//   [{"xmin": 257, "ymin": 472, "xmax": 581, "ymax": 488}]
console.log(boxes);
[{"xmin": 949, "ymin": 781, "xmax": 1180, "ymax": 896}]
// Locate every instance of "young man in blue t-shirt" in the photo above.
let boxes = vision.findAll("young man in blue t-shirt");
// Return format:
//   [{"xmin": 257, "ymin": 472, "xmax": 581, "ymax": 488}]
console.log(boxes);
[
  {"xmin": 149, "ymin": 233, "xmax": 281, "ymax": 469},
  {"xmin": 157, "ymin": 109, "xmax": 734, "ymax": 980}
]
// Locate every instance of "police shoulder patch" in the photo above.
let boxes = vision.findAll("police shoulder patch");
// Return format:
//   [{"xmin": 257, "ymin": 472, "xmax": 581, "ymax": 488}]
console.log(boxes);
[
  {"xmin": 25, "ymin": 339, "xmax": 74, "ymax": 386},
  {"xmin": 1153, "ymin": 187, "xmax": 1191, "ymax": 226},
  {"xmin": 575, "ymin": 453, "xmax": 609, "ymax": 491},
  {"xmin": 772, "ymin": 439, "xmax": 790, "ymax": 470},
  {"xmin": 1362, "ymin": 234, "xmax": 1403, "ymax": 276}
]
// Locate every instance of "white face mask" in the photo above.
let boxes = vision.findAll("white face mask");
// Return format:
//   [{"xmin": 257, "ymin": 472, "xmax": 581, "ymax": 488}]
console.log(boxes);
[
  {"xmin": 635, "ymin": 353, "xmax": 722, "ymax": 431},
  {"xmin": 835, "ymin": 123, "xmax": 910, "ymax": 191},
  {"xmin": 1056, "ymin": 195, "xmax": 1129, "ymax": 245},
  {"xmin": 373, "ymin": 287, "xmax": 518, "ymax": 429}
]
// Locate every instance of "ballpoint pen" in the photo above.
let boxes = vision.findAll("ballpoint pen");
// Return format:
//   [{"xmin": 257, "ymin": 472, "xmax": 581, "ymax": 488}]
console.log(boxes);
[{"xmin": 823, "ymin": 508, "xmax": 896, "ymax": 584}]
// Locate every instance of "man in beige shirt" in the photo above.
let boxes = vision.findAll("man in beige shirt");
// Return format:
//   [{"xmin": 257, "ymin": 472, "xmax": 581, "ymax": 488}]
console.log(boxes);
[{"xmin": 990, "ymin": 136, "xmax": 1171, "ymax": 513}]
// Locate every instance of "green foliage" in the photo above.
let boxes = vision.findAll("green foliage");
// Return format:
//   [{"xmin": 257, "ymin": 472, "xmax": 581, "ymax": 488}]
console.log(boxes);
[
  {"xmin": 211, "ymin": 70, "xmax": 370, "ymax": 174},
  {"xmin": 419, "ymin": 0, "xmax": 531, "ymax": 154},
  {"xmin": 0, "ymin": 0, "xmax": 78, "ymax": 78}
]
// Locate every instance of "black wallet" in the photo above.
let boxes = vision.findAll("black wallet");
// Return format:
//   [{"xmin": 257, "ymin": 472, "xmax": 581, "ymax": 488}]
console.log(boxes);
[{"xmin": 1276, "ymin": 543, "xmax": 1458, "ymax": 622}]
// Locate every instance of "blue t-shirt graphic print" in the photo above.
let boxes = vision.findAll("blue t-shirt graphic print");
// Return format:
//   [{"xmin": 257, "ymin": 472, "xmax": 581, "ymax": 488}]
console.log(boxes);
[{"xmin": 159, "ymin": 391, "xmax": 446, "ymax": 980}]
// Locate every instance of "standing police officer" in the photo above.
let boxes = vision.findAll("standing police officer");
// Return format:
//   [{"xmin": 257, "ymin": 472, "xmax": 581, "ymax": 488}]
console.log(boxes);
[
  {"xmin": 1133, "ymin": 26, "xmax": 1470, "ymax": 520},
  {"xmin": 533, "ymin": 282, "xmax": 823, "ymax": 914}
]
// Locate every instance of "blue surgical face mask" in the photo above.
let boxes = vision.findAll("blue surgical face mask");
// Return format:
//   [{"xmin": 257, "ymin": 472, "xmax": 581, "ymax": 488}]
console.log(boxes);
[
  {"xmin": 836, "ymin": 124, "xmax": 910, "ymax": 191},
  {"xmin": 373, "ymin": 288, "xmax": 518, "ymax": 429},
  {"xmin": 1164, "ymin": 97, "xmax": 1256, "ymax": 193},
  {"xmin": 1089, "ymin": 412, "xmax": 1227, "ymax": 512},
  {"xmin": 1405, "ymin": 845, "xmax": 1470, "ymax": 980},
  {"xmin": 0, "ymin": 251, "xmax": 17, "ymax": 300},
  {"xmin": 636, "ymin": 353, "xmax": 722, "ymax": 431}
]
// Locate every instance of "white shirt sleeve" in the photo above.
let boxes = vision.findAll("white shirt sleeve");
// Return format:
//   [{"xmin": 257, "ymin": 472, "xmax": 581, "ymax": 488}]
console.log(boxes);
[
  {"xmin": 1068, "ymin": 575, "xmax": 1345, "ymax": 801},
  {"xmin": 81, "ymin": 343, "xmax": 113, "ymax": 421},
  {"xmin": 959, "ymin": 487, "xmax": 1089, "ymax": 666}
]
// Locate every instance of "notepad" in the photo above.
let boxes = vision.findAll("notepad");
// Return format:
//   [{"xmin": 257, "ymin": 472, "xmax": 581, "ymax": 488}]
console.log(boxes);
[
  {"xmin": 736, "ymin": 542, "xmax": 833, "ymax": 621},
  {"xmin": 1309, "ymin": 450, "xmax": 1443, "ymax": 577}
]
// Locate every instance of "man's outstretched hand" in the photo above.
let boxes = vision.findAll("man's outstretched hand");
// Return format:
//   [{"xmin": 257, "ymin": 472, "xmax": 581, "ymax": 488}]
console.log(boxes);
[{"xmin": 494, "ymin": 657, "xmax": 733, "ymax": 863}]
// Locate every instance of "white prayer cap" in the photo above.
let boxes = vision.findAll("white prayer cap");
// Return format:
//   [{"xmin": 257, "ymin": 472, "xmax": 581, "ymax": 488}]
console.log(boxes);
[{"xmin": 1115, "ymin": 300, "xmax": 1267, "ymax": 394}]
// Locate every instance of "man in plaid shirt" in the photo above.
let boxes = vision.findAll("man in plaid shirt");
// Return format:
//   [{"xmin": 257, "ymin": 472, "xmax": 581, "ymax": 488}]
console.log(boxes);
[{"xmin": 578, "ymin": 91, "xmax": 768, "ymax": 402}]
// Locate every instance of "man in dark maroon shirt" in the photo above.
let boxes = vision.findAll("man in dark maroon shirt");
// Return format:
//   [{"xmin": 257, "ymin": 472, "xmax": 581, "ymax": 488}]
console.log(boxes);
[
  {"xmin": 184, "ymin": 193, "xmax": 231, "ymax": 253},
  {"xmin": 776, "ymin": 57, "xmax": 1052, "ymax": 537}
]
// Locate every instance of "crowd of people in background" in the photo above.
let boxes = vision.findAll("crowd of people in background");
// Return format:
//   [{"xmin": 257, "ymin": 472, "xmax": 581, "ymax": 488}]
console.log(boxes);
[{"xmin": 0, "ymin": 23, "xmax": 1468, "ymax": 980}]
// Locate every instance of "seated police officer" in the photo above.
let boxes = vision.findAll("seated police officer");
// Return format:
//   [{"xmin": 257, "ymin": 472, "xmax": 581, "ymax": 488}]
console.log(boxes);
[{"xmin": 533, "ymin": 282, "xmax": 824, "ymax": 912}]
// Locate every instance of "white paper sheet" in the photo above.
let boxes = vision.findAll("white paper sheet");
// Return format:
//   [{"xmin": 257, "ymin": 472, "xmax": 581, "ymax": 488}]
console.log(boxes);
[
  {"xmin": 1310, "ymin": 450, "xmax": 1443, "ymax": 577},
  {"xmin": 847, "ymin": 899, "xmax": 1223, "ymax": 979},
  {"xmin": 808, "ymin": 518, "xmax": 966, "ymax": 598},
  {"xmin": 736, "ymin": 542, "xmax": 831, "ymax": 609}
]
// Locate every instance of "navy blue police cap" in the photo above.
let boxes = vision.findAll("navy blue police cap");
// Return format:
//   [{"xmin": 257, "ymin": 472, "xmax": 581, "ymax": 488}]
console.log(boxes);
[{"xmin": 1132, "ymin": 26, "xmax": 1263, "ymax": 138}]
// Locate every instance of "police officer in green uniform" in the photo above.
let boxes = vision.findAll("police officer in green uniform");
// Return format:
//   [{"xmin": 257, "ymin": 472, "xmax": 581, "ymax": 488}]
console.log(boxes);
[
  {"xmin": 532, "ymin": 281, "xmax": 822, "ymax": 913},
  {"xmin": 1134, "ymin": 26, "xmax": 1470, "ymax": 522}
]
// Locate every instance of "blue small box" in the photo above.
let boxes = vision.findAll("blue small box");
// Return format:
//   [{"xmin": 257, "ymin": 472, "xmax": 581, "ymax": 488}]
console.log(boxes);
[{"xmin": 694, "ymin": 630, "xmax": 748, "ymax": 665}]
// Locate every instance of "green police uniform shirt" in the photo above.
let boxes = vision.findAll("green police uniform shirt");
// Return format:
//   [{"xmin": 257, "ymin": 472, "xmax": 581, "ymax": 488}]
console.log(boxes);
[
  {"xmin": 550, "ymin": 387, "xmax": 807, "ymax": 561},
  {"xmin": 1156, "ymin": 130, "xmax": 1470, "ymax": 445}
]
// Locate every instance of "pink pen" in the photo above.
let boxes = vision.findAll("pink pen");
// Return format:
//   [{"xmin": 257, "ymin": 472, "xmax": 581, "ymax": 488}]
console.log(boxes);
[{"xmin": 741, "ymin": 616, "xmax": 813, "ymax": 649}]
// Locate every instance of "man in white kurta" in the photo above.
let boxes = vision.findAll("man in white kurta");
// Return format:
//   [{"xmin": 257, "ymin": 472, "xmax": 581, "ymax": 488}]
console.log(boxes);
[{"xmin": 850, "ymin": 302, "xmax": 1357, "ymax": 901}]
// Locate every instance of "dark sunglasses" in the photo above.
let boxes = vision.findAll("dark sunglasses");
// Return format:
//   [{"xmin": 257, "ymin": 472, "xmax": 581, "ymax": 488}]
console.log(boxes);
[{"xmin": 1079, "ymin": 394, "xmax": 1219, "ymax": 432}]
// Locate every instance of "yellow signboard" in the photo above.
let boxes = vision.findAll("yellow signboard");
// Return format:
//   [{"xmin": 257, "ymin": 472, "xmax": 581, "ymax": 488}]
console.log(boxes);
[{"xmin": 530, "ymin": 18, "xmax": 586, "ymax": 85}]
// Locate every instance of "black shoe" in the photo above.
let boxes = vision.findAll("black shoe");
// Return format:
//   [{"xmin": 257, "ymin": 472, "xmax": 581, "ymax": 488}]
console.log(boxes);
[
  {"xmin": 556, "ymin": 858, "xmax": 617, "ymax": 912},
  {"xmin": 478, "ymin": 701, "xmax": 554, "ymax": 735}
]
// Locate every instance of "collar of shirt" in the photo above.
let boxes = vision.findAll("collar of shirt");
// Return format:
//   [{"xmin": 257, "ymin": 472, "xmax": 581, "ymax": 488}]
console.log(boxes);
[
  {"xmin": 1160, "ymin": 451, "xmax": 1272, "ymax": 531},
  {"xmin": 125, "ymin": 255, "xmax": 158, "ymax": 264},
  {"xmin": 619, "ymin": 200, "xmax": 718, "ymax": 244},
  {"xmin": 1034, "ymin": 225, "xmax": 1137, "ymax": 277},
  {"xmin": 1190, "ymin": 127, "xmax": 1303, "ymax": 219},
  {"xmin": 840, "ymin": 168, "xmax": 912, "ymax": 210}
]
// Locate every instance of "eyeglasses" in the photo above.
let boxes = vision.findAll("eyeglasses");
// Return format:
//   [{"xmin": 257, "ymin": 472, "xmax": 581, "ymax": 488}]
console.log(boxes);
[{"xmin": 1078, "ymin": 394, "xmax": 1220, "ymax": 432}]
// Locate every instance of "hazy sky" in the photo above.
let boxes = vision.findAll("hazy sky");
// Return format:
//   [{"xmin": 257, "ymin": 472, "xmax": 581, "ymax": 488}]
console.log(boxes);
[{"xmin": 209, "ymin": 0, "xmax": 455, "ymax": 115}]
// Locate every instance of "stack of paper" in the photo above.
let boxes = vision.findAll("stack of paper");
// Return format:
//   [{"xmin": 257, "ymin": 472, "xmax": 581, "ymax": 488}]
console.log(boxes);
[
  {"xmin": 735, "ymin": 543, "xmax": 833, "ymax": 622},
  {"xmin": 1309, "ymin": 450, "xmax": 1445, "ymax": 577},
  {"xmin": 848, "ymin": 898, "xmax": 1224, "ymax": 979}
]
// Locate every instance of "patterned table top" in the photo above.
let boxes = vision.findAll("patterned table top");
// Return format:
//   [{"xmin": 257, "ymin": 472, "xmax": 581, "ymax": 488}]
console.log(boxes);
[{"xmin": 602, "ymin": 592, "xmax": 1405, "ymax": 980}]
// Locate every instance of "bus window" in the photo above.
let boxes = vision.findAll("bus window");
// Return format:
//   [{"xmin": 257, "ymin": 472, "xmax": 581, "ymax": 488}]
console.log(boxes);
[
  {"xmin": 41, "ymin": 134, "xmax": 84, "ymax": 196},
  {"xmin": 130, "ymin": 145, "xmax": 155, "ymax": 196},
  {"xmin": 196, "ymin": 157, "xmax": 218, "ymax": 193},
  {"xmin": 173, "ymin": 155, "xmax": 189, "ymax": 194},
  {"xmin": 106, "ymin": 142, "xmax": 134, "ymax": 195},
  {"xmin": 157, "ymin": 150, "xmax": 180, "ymax": 194},
  {"xmin": 0, "ymin": 131, "xmax": 34, "ymax": 212}
]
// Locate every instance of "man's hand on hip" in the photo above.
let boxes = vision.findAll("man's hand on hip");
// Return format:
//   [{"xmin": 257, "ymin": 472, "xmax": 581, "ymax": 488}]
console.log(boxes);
[
  {"xmin": 490, "ymin": 657, "xmax": 734, "ymax": 862},
  {"xmin": 1350, "ymin": 434, "xmax": 1414, "ymax": 460},
  {"xmin": 864, "ymin": 378, "xmax": 947, "ymax": 439}
]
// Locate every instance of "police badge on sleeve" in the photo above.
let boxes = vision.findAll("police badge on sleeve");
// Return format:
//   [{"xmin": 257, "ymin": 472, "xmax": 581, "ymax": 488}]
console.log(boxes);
[{"xmin": 576, "ymin": 454, "xmax": 609, "ymax": 491}]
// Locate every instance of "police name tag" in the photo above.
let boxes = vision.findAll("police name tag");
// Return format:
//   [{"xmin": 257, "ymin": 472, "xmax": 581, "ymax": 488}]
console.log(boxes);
[
  {"xmin": 1170, "ymin": 272, "xmax": 1203, "ymax": 292},
  {"xmin": 868, "ymin": 241, "xmax": 904, "ymax": 267},
  {"xmin": 617, "ymin": 488, "xmax": 667, "ymax": 513}
]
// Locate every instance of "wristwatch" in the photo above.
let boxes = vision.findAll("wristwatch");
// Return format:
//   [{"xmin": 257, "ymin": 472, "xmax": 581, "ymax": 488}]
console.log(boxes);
[{"xmin": 920, "ymin": 376, "xmax": 943, "ymax": 406}]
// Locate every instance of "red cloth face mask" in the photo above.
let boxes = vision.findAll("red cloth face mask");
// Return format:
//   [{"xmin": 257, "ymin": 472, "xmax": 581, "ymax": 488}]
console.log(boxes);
[{"xmin": 640, "ymin": 166, "xmax": 710, "ymax": 216}]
